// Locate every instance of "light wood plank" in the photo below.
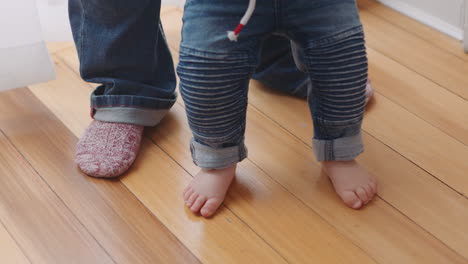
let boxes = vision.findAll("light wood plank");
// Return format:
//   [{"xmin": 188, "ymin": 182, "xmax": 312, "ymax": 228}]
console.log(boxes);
[
  {"xmin": 360, "ymin": 9, "xmax": 468, "ymax": 100},
  {"xmin": 0, "ymin": 89, "xmax": 200, "ymax": 264},
  {"xmin": 249, "ymin": 82, "xmax": 468, "ymax": 261},
  {"xmin": 358, "ymin": 0, "xmax": 468, "ymax": 61},
  {"xmin": 0, "ymin": 129, "xmax": 114, "ymax": 263},
  {"xmin": 46, "ymin": 42, "xmax": 75, "ymax": 55},
  {"xmin": 0, "ymin": 218, "xmax": 30, "ymax": 264},
  {"xmin": 363, "ymin": 93, "xmax": 468, "ymax": 196},
  {"xmin": 367, "ymin": 47, "xmax": 468, "ymax": 145},
  {"xmin": 32, "ymin": 54, "xmax": 292, "ymax": 264}
]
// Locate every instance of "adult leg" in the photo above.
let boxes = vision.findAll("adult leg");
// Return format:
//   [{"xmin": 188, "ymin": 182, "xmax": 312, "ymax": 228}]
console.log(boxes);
[{"xmin": 69, "ymin": 0, "xmax": 177, "ymax": 177}]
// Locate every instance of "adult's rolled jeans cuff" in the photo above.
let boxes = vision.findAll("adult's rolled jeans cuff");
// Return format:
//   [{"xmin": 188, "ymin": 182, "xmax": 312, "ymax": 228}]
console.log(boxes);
[
  {"xmin": 313, "ymin": 132, "xmax": 364, "ymax": 162},
  {"xmin": 93, "ymin": 107, "xmax": 169, "ymax": 127},
  {"xmin": 190, "ymin": 139, "xmax": 248, "ymax": 169},
  {"xmin": 91, "ymin": 94, "xmax": 177, "ymax": 126}
]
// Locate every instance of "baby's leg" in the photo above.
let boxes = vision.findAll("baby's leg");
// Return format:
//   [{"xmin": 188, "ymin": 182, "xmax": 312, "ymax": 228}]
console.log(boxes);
[
  {"xmin": 177, "ymin": 2, "xmax": 265, "ymax": 217},
  {"xmin": 286, "ymin": 1, "xmax": 377, "ymax": 209},
  {"xmin": 306, "ymin": 32, "xmax": 377, "ymax": 209},
  {"xmin": 178, "ymin": 50, "xmax": 256, "ymax": 217}
]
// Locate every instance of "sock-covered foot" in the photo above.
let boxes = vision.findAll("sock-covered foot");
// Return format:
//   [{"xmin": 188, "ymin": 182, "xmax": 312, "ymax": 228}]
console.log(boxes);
[
  {"xmin": 183, "ymin": 164, "xmax": 236, "ymax": 218},
  {"xmin": 323, "ymin": 160, "xmax": 377, "ymax": 209},
  {"xmin": 365, "ymin": 79, "xmax": 374, "ymax": 105},
  {"xmin": 75, "ymin": 120, "xmax": 144, "ymax": 178}
]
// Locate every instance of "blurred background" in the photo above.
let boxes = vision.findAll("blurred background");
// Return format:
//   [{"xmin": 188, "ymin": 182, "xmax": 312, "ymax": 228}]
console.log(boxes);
[{"xmin": 35, "ymin": 0, "xmax": 466, "ymax": 41}]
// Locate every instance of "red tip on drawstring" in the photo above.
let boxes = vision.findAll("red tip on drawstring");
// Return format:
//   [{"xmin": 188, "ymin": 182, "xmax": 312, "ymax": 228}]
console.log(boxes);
[
  {"xmin": 234, "ymin": 24, "xmax": 244, "ymax": 35},
  {"xmin": 228, "ymin": 0, "xmax": 256, "ymax": 41},
  {"xmin": 227, "ymin": 24, "xmax": 245, "ymax": 41}
]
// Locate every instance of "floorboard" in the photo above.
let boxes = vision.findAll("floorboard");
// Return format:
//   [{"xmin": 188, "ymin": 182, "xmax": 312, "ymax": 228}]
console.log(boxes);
[
  {"xmin": 0, "ymin": 210, "xmax": 30, "ymax": 264},
  {"xmin": 0, "ymin": 129, "xmax": 114, "ymax": 263},
  {"xmin": 360, "ymin": 10, "xmax": 468, "ymax": 100},
  {"xmin": 0, "ymin": 89, "xmax": 200, "ymax": 264},
  {"xmin": 358, "ymin": 0, "xmax": 468, "ymax": 61}
]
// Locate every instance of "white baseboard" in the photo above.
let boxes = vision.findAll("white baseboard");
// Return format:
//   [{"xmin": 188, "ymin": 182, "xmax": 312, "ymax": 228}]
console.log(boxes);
[{"xmin": 377, "ymin": 0, "xmax": 464, "ymax": 40}]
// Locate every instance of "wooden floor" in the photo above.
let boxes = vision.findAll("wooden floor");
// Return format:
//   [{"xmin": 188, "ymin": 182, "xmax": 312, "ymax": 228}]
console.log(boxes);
[{"xmin": 1, "ymin": 1, "xmax": 467, "ymax": 263}]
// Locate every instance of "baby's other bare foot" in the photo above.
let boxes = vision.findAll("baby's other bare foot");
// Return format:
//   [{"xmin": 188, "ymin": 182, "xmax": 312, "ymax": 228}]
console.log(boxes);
[
  {"xmin": 323, "ymin": 160, "xmax": 377, "ymax": 209},
  {"xmin": 183, "ymin": 164, "xmax": 236, "ymax": 218}
]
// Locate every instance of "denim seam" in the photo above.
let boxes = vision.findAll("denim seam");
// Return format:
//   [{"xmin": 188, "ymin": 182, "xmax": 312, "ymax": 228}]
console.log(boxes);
[
  {"xmin": 309, "ymin": 0, "xmax": 358, "ymax": 9},
  {"xmin": 180, "ymin": 45, "xmax": 251, "ymax": 61},
  {"xmin": 78, "ymin": 0, "xmax": 86, "ymax": 79},
  {"xmin": 92, "ymin": 94, "xmax": 177, "ymax": 102}
]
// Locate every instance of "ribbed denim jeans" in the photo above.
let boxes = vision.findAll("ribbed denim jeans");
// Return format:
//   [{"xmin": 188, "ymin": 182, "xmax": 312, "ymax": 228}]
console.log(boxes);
[{"xmin": 177, "ymin": 0, "xmax": 367, "ymax": 168}]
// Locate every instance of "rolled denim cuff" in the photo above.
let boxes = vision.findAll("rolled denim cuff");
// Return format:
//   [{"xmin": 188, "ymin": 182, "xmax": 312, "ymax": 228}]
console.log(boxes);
[
  {"xmin": 94, "ymin": 107, "xmax": 169, "ymax": 126},
  {"xmin": 91, "ymin": 93, "xmax": 176, "ymax": 126},
  {"xmin": 190, "ymin": 139, "xmax": 248, "ymax": 169},
  {"xmin": 92, "ymin": 94, "xmax": 176, "ymax": 109},
  {"xmin": 312, "ymin": 132, "xmax": 364, "ymax": 161}
]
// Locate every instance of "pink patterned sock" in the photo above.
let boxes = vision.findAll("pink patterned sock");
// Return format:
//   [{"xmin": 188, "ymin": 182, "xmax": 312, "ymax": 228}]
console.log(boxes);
[{"xmin": 75, "ymin": 120, "xmax": 144, "ymax": 178}]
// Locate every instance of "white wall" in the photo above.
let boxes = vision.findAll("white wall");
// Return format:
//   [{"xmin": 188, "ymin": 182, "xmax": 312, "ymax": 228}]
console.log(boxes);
[
  {"xmin": 378, "ymin": 0, "xmax": 465, "ymax": 40},
  {"xmin": 407, "ymin": 0, "xmax": 464, "ymax": 28}
]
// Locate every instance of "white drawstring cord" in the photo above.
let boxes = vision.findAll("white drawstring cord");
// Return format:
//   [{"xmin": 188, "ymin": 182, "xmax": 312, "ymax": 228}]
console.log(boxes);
[{"xmin": 227, "ymin": 0, "xmax": 256, "ymax": 41}]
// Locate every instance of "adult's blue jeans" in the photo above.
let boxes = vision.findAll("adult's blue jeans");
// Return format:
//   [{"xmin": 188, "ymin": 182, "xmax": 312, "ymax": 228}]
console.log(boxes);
[{"xmin": 177, "ymin": 0, "xmax": 368, "ymax": 168}]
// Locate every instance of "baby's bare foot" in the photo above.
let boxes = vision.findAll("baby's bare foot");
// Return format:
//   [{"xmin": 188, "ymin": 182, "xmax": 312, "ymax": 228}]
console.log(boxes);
[
  {"xmin": 183, "ymin": 164, "xmax": 236, "ymax": 218},
  {"xmin": 323, "ymin": 160, "xmax": 377, "ymax": 209}
]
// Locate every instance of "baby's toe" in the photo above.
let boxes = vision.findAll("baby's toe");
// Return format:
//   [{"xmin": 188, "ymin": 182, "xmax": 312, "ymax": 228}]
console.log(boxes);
[
  {"xmin": 364, "ymin": 184, "xmax": 375, "ymax": 201},
  {"xmin": 341, "ymin": 191, "xmax": 362, "ymax": 209},
  {"xmin": 200, "ymin": 198, "xmax": 223, "ymax": 218},
  {"xmin": 190, "ymin": 196, "xmax": 207, "ymax": 213},
  {"xmin": 355, "ymin": 187, "xmax": 369, "ymax": 204},
  {"xmin": 183, "ymin": 187, "xmax": 194, "ymax": 201},
  {"xmin": 186, "ymin": 192, "xmax": 199, "ymax": 208}
]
